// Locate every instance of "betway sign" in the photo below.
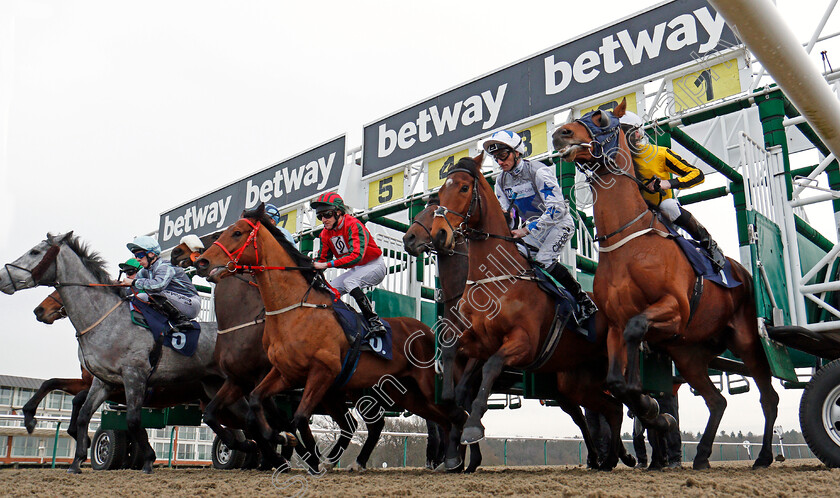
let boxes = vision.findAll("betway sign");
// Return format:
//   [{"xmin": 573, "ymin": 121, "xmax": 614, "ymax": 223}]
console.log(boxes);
[
  {"xmin": 158, "ymin": 136, "xmax": 345, "ymax": 250},
  {"xmin": 362, "ymin": 0, "xmax": 737, "ymax": 177}
]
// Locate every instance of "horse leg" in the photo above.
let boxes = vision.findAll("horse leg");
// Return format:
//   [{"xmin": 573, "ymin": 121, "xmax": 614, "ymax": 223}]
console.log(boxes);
[
  {"xmin": 440, "ymin": 339, "xmax": 458, "ymax": 403},
  {"xmin": 247, "ymin": 367, "xmax": 297, "ymax": 448},
  {"xmin": 461, "ymin": 352, "xmax": 506, "ymax": 444},
  {"xmin": 67, "ymin": 379, "xmax": 112, "ymax": 474},
  {"xmin": 559, "ymin": 397, "xmax": 601, "ymax": 469},
  {"xmin": 727, "ymin": 328, "xmax": 779, "ymax": 468},
  {"xmin": 426, "ymin": 421, "xmax": 440, "ymax": 469},
  {"xmin": 121, "ymin": 369, "xmax": 158, "ymax": 473},
  {"xmin": 202, "ymin": 380, "xmax": 262, "ymax": 458},
  {"xmin": 352, "ymin": 414, "xmax": 384, "ymax": 471},
  {"xmin": 454, "ymin": 358, "xmax": 483, "ymax": 472},
  {"xmin": 317, "ymin": 393, "xmax": 358, "ymax": 472},
  {"xmin": 670, "ymin": 349, "xmax": 726, "ymax": 470},
  {"xmin": 23, "ymin": 377, "xmax": 90, "ymax": 434},
  {"xmin": 67, "ymin": 389, "xmax": 88, "ymax": 440},
  {"xmin": 288, "ymin": 374, "xmax": 336, "ymax": 476}
]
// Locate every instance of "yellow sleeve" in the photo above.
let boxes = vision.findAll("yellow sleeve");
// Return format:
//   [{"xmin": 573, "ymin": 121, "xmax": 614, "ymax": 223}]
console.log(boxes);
[{"xmin": 663, "ymin": 149, "xmax": 704, "ymax": 189}]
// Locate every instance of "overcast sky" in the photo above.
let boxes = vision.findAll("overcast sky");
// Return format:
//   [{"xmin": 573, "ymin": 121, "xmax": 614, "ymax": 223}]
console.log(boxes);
[{"xmin": 2, "ymin": 0, "xmax": 840, "ymax": 440}]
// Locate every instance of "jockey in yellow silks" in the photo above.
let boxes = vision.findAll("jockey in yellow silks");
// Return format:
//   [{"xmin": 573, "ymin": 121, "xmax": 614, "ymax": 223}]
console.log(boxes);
[{"xmin": 620, "ymin": 112, "xmax": 726, "ymax": 271}]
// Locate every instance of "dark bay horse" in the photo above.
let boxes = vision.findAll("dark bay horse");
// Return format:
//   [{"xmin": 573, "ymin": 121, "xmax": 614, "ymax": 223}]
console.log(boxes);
[
  {"xmin": 552, "ymin": 99, "xmax": 778, "ymax": 469},
  {"xmin": 195, "ymin": 206, "xmax": 467, "ymax": 469},
  {"xmin": 171, "ymin": 236, "xmax": 384, "ymax": 472},
  {"xmin": 404, "ymin": 197, "xmax": 483, "ymax": 472},
  {"xmin": 426, "ymin": 155, "xmax": 634, "ymax": 470}
]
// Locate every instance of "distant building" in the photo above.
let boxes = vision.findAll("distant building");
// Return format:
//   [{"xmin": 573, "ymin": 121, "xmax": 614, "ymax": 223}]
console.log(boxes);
[{"xmin": 0, "ymin": 374, "xmax": 213, "ymax": 466}]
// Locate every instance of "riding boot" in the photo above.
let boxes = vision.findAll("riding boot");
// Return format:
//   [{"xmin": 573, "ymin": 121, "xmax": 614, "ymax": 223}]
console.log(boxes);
[
  {"xmin": 544, "ymin": 262, "xmax": 598, "ymax": 322},
  {"xmin": 349, "ymin": 287, "xmax": 387, "ymax": 339},
  {"xmin": 149, "ymin": 294, "xmax": 193, "ymax": 331},
  {"xmin": 673, "ymin": 207, "xmax": 726, "ymax": 271}
]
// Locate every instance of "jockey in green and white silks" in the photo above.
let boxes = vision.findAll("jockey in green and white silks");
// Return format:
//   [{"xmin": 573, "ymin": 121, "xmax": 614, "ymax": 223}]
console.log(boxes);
[{"xmin": 484, "ymin": 130, "xmax": 597, "ymax": 321}]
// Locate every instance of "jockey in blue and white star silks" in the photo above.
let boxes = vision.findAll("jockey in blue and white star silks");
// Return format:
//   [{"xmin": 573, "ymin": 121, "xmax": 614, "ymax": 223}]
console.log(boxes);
[{"xmin": 484, "ymin": 130, "xmax": 597, "ymax": 321}]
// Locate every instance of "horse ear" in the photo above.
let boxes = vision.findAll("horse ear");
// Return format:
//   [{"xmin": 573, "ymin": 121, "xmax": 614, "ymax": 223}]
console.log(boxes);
[
  {"xmin": 256, "ymin": 203, "xmax": 266, "ymax": 216},
  {"xmin": 474, "ymin": 152, "xmax": 484, "ymax": 164},
  {"xmin": 613, "ymin": 98, "xmax": 627, "ymax": 118},
  {"xmin": 47, "ymin": 231, "xmax": 73, "ymax": 245}
]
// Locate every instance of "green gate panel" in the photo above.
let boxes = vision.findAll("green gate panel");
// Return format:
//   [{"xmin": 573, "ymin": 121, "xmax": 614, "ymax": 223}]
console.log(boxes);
[
  {"xmin": 760, "ymin": 335, "xmax": 799, "ymax": 382},
  {"xmin": 370, "ymin": 288, "xmax": 416, "ymax": 319},
  {"xmin": 747, "ymin": 210, "xmax": 791, "ymax": 325},
  {"xmin": 641, "ymin": 351, "xmax": 673, "ymax": 394},
  {"xmin": 100, "ymin": 406, "xmax": 168, "ymax": 431},
  {"xmin": 420, "ymin": 300, "xmax": 437, "ymax": 329},
  {"xmin": 163, "ymin": 404, "xmax": 203, "ymax": 426},
  {"xmin": 523, "ymin": 372, "xmax": 558, "ymax": 399}
]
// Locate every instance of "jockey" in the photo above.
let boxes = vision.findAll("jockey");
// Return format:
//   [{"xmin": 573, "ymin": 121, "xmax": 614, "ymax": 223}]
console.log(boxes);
[
  {"xmin": 483, "ymin": 130, "xmax": 598, "ymax": 321},
  {"xmin": 265, "ymin": 203, "xmax": 297, "ymax": 247},
  {"xmin": 310, "ymin": 193, "xmax": 388, "ymax": 338},
  {"xmin": 121, "ymin": 235, "xmax": 200, "ymax": 330},
  {"xmin": 620, "ymin": 112, "xmax": 726, "ymax": 271}
]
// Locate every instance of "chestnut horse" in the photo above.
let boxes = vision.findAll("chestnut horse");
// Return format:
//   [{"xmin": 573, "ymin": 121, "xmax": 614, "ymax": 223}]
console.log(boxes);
[
  {"xmin": 171, "ymin": 236, "xmax": 384, "ymax": 472},
  {"xmin": 552, "ymin": 100, "xmax": 778, "ymax": 469},
  {"xmin": 195, "ymin": 206, "xmax": 466, "ymax": 468},
  {"xmin": 427, "ymin": 155, "xmax": 634, "ymax": 470}
]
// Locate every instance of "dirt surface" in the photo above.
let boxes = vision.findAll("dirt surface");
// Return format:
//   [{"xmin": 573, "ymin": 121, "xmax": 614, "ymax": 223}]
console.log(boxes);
[{"xmin": 2, "ymin": 460, "xmax": 838, "ymax": 497}]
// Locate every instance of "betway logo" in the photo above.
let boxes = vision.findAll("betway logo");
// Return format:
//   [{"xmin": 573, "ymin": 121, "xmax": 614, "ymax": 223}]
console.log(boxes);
[
  {"xmin": 245, "ymin": 152, "xmax": 337, "ymax": 208},
  {"xmin": 377, "ymin": 84, "xmax": 507, "ymax": 159},
  {"xmin": 162, "ymin": 196, "xmax": 232, "ymax": 242},
  {"xmin": 545, "ymin": 7, "xmax": 727, "ymax": 94}
]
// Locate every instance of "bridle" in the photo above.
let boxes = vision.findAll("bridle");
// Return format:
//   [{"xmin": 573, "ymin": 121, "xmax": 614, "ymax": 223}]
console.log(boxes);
[
  {"xmin": 211, "ymin": 217, "xmax": 340, "ymax": 303},
  {"xmin": 569, "ymin": 111, "xmax": 671, "ymax": 251},
  {"xmin": 43, "ymin": 293, "xmax": 67, "ymax": 319},
  {"xmin": 433, "ymin": 167, "xmax": 482, "ymax": 236}
]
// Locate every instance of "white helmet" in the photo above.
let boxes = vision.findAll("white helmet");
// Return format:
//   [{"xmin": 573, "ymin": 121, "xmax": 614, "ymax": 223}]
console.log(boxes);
[
  {"xmin": 619, "ymin": 111, "xmax": 647, "ymax": 150},
  {"xmin": 180, "ymin": 234, "xmax": 205, "ymax": 253},
  {"xmin": 482, "ymin": 130, "xmax": 526, "ymax": 156}
]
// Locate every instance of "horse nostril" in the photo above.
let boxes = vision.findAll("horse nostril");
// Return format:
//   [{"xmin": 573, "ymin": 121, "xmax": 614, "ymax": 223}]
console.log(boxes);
[{"xmin": 34, "ymin": 307, "xmax": 42, "ymax": 316}]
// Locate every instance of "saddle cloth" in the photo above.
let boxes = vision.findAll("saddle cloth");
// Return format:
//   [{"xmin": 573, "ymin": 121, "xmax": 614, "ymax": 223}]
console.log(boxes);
[
  {"xmin": 129, "ymin": 298, "xmax": 201, "ymax": 357},
  {"xmin": 532, "ymin": 266, "xmax": 598, "ymax": 343},
  {"xmin": 332, "ymin": 299, "xmax": 393, "ymax": 360},
  {"xmin": 655, "ymin": 212, "xmax": 742, "ymax": 289}
]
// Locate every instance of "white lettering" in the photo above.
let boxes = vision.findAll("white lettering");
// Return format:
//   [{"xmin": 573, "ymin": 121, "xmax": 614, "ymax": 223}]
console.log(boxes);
[
  {"xmin": 378, "ymin": 123, "xmax": 397, "ymax": 158},
  {"xmin": 599, "ymin": 35, "xmax": 623, "ymax": 73},
  {"xmin": 573, "ymin": 50, "xmax": 601, "ymax": 83},
  {"xmin": 216, "ymin": 196, "xmax": 231, "ymax": 228},
  {"xmin": 429, "ymin": 102, "xmax": 462, "ymax": 136},
  {"xmin": 317, "ymin": 153, "xmax": 335, "ymax": 189},
  {"xmin": 481, "ymin": 84, "xmax": 506, "ymax": 130},
  {"xmin": 617, "ymin": 23, "xmax": 667, "ymax": 65},
  {"xmin": 398, "ymin": 121, "xmax": 417, "ymax": 149},
  {"xmin": 544, "ymin": 55, "xmax": 573, "ymax": 95},
  {"xmin": 666, "ymin": 14, "xmax": 698, "ymax": 51},
  {"xmin": 694, "ymin": 7, "xmax": 725, "ymax": 52}
]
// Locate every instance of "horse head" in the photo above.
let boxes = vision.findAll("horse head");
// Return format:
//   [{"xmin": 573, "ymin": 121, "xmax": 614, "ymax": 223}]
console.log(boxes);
[
  {"xmin": 402, "ymin": 195, "xmax": 440, "ymax": 257},
  {"xmin": 0, "ymin": 231, "xmax": 74, "ymax": 295},
  {"xmin": 553, "ymin": 98, "xmax": 629, "ymax": 173},
  {"xmin": 195, "ymin": 204, "xmax": 268, "ymax": 283},
  {"xmin": 429, "ymin": 153, "xmax": 485, "ymax": 252},
  {"xmin": 171, "ymin": 233, "xmax": 219, "ymax": 269},
  {"xmin": 34, "ymin": 290, "xmax": 66, "ymax": 324}
]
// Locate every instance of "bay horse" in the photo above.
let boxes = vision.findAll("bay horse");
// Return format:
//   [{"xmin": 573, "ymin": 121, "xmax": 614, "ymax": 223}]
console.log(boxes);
[
  {"xmin": 426, "ymin": 155, "xmax": 634, "ymax": 470},
  {"xmin": 0, "ymin": 232, "xmax": 294, "ymax": 474},
  {"xmin": 171, "ymin": 236, "xmax": 385, "ymax": 472},
  {"xmin": 551, "ymin": 99, "xmax": 778, "ymax": 469},
  {"xmin": 404, "ymin": 196, "xmax": 483, "ymax": 472},
  {"xmin": 195, "ymin": 205, "xmax": 467, "ymax": 468}
]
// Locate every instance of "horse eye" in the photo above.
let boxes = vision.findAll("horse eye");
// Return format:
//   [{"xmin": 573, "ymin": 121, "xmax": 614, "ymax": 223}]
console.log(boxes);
[
  {"xmin": 460, "ymin": 185, "xmax": 469, "ymax": 193},
  {"xmin": 29, "ymin": 250, "xmax": 40, "ymax": 256},
  {"xmin": 233, "ymin": 231, "xmax": 242, "ymax": 237}
]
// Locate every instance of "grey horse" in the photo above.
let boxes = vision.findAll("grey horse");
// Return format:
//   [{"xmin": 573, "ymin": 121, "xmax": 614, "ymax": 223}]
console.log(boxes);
[{"xmin": 0, "ymin": 232, "xmax": 293, "ymax": 473}]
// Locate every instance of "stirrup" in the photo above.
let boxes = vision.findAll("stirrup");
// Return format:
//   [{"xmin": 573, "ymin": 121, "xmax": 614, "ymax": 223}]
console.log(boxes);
[{"xmin": 365, "ymin": 318, "xmax": 386, "ymax": 339}]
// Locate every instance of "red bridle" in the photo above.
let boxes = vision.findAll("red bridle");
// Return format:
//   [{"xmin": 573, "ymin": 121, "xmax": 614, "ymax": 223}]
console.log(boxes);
[{"xmin": 213, "ymin": 218, "xmax": 263, "ymax": 273}]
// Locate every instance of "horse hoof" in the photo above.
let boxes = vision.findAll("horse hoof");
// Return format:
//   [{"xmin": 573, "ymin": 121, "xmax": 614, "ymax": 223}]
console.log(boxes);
[
  {"xmin": 347, "ymin": 461, "xmax": 365, "ymax": 472},
  {"xmin": 620, "ymin": 454, "xmax": 637, "ymax": 468},
  {"xmin": 461, "ymin": 426, "xmax": 484, "ymax": 445},
  {"xmin": 24, "ymin": 417, "xmax": 36, "ymax": 434},
  {"xmin": 279, "ymin": 432, "xmax": 297, "ymax": 447},
  {"xmin": 241, "ymin": 439, "xmax": 258, "ymax": 453},
  {"xmin": 319, "ymin": 462, "xmax": 335, "ymax": 473},
  {"xmin": 434, "ymin": 462, "xmax": 447, "ymax": 473},
  {"xmin": 753, "ymin": 458, "xmax": 773, "ymax": 469},
  {"xmin": 445, "ymin": 457, "xmax": 464, "ymax": 472},
  {"xmin": 693, "ymin": 460, "xmax": 711, "ymax": 470},
  {"xmin": 661, "ymin": 413, "xmax": 677, "ymax": 431},
  {"xmin": 143, "ymin": 464, "xmax": 154, "ymax": 474},
  {"xmin": 643, "ymin": 397, "xmax": 660, "ymax": 420},
  {"xmin": 67, "ymin": 466, "xmax": 81, "ymax": 475}
]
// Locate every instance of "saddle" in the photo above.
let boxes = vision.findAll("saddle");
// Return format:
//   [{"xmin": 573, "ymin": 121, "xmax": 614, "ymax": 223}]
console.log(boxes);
[
  {"xmin": 129, "ymin": 298, "xmax": 201, "ymax": 357},
  {"xmin": 653, "ymin": 210, "xmax": 741, "ymax": 289},
  {"xmin": 330, "ymin": 298, "xmax": 393, "ymax": 389}
]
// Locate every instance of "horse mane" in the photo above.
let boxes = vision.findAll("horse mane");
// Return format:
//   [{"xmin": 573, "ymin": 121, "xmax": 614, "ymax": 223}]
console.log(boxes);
[
  {"xmin": 452, "ymin": 156, "xmax": 481, "ymax": 177},
  {"xmin": 240, "ymin": 208, "xmax": 318, "ymax": 285},
  {"xmin": 58, "ymin": 234, "xmax": 121, "ymax": 295}
]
